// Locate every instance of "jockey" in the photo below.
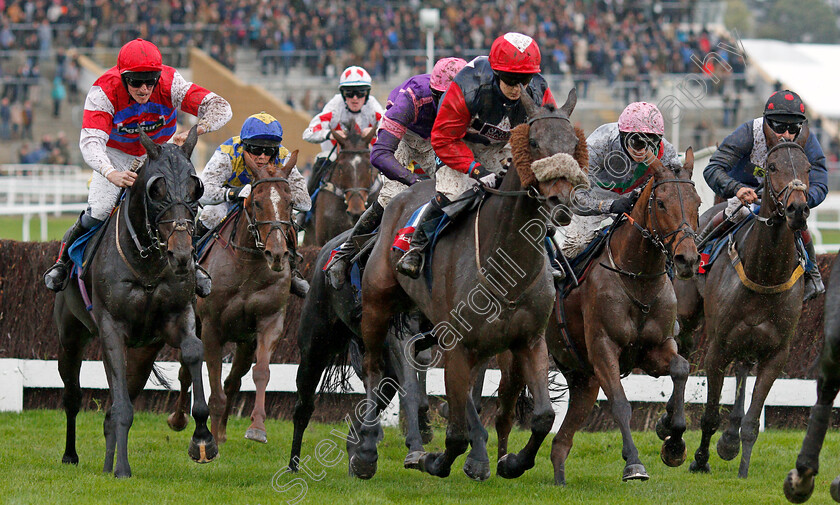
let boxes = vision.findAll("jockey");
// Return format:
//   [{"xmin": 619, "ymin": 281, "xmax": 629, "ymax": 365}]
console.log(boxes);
[
  {"xmin": 198, "ymin": 112, "xmax": 312, "ymax": 298},
  {"xmin": 396, "ymin": 32, "xmax": 556, "ymax": 279},
  {"xmin": 324, "ymin": 57, "xmax": 468, "ymax": 289},
  {"xmin": 700, "ymin": 89, "xmax": 828, "ymax": 301},
  {"xmin": 43, "ymin": 38, "xmax": 232, "ymax": 297},
  {"xmin": 302, "ymin": 65, "xmax": 384, "ymax": 195},
  {"xmin": 560, "ymin": 102, "xmax": 682, "ymax": 258}
]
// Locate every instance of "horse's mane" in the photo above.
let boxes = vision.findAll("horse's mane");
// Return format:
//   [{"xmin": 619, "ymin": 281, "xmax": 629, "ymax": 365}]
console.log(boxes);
[{"xmin": 509, "ymin": 122, "xmax": 589, "ymax": 187}]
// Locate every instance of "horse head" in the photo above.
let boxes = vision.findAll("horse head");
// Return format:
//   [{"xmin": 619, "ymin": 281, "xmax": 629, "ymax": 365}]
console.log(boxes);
[
  {"xmin": 763, "ymin": 123, "xmax": 811, "ymax": 230},
  {"xmin": 242, "ymin": 150, "xmax": 299, "ymax": 272},
  {"xmin": 137, "ymin": 127, "xmax": 203, "ymax": 275},
  {"xmin": 632, "ymin": 147, "xmax": 701, "ymax": 279},
  {"xmin": 330, "ymin": 122, "xmax": 378, "ymax": 219},
  {"xmin": 511, "ymin": 87, "xmax": 589, "ymax": 226}
]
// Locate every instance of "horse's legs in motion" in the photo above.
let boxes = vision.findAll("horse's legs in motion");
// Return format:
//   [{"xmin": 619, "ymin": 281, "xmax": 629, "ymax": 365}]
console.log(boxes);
[
  {"xmin": 645, "ymin": 338, "xmax": 689, "ymax": 468},
  {"xmin": 397, "ymin": 332, "xmax": 427, "ymax": 455},
  {"xmin": 246, "ymin": 315, "xmax": 286, "ymax": 444},
  {"xmin": 737, "ymin": 350, "xmax": 788, "ymax": 479},
  {"xmin": 198, "ymin": 322, "xmax": 227, "ymax": 443},
  {"xmin": 221, "ymin": 340, "xmax": 257, "ymax": 443},
  {"xmin": 691, "ymin": 341, "xmax": 729, "ymax": 473},
  {"xmin": 167, "ymin": 364, "xmax": 192, "ymax": 432},
  {"xmin": 550, "ymin": 371, "xmax": 600, "ymax": 486},
  {"xmin": 497, "ymin": 337, "xmax": 555, "ymax": 479},
  {"xmin": 494, "ymin": 350, "xmax": 523, "ymax": 462},
  {"xmin": 98, "ymin": 315, "xmax": 134, "ymax": 477},
  {"xmin": 590, "ymin": 335, "xmax": 648, "ymax": 481},
  {"xmin": 717, "ymin": 362, "xmax": 749, "ymax": 461},
  {"xmin": 178, "ymin": 322, "xmax": 217, "ymax": 463},
  {"xmin": 58, "ymin": 312, "xmax": 89, "ymax": 466},
  {"xmin": 462, "ymin": 368, "xmax": 490, "ymax": 481}
]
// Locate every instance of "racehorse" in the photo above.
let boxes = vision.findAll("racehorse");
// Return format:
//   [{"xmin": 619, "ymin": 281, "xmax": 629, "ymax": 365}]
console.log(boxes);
[
  {"xmin": 56, "ymin": 128, "xmax": 212, "ymax": 478},
  {"xmin": 288, "ymin": 229, "xmax": 436, "ymax": 472},
  {"xmin": 303, "ymin": 123, "xmax": 380, "ymax": 246},
  {"xmin": 351, "ymin": 88, "xmax": 589, "ymax": 481},
  {"xmin": 167, "ymin": 151, "xmax": 299, "ymax": 444},
  {"xmin": 785, "ymin": 255, "xmax": 840, "ymax": 503},
  {"xmin": 675, "ymin": 130, "xmax": 811, "ymax": 479},
  {"xmin": 496, "ymin": 150, "xmax": 701, "ymax": 485}
]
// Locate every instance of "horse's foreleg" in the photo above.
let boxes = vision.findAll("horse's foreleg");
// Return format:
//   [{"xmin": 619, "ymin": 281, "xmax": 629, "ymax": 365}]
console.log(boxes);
[
  {"xmin": 167, "ymin": 364, "xmax": 192, "ymax": 432},
  {"xmin": 175, "ymin": 313, "xmax": 217, "ymax": 464},
  {"xmin": 98, "ymin": 316, "xmax": 133, "ymax": 478},
  {"xmin": 590, "ymin": 335, "xmax": 647, "ymax": 481},
  {"xmin": 642, "ymin": 338, "xmax": 688, "ymax": 468},
  {"xmin": 248, "ymin": 314, "xmax": 286, "ymax": 444},
  {"xmin": 494, "ymin": 351, "xmax": 521, "ymax": 462},
  {"xmin": 498, "ymin": 337, "xmax": 554, "ymax": 480},
  {"xmin": 395, "ymin": 331, "xmax": 426, "ymax": 454},
  {"xmin": 200, "ymin": 324, "xmax": 226, "ymax": 443},
  {"xmin": 222, "ymin": 340, "xmax": 256, "ymax": 443},
  {"xmin": 717, "ymin": 362, "xmax": 749, "ymax": 462},
  {"xmin": 462, "ymin": 368, "xmax": 490, "ymax": 481},
  {"xmin": 550, "ymin": 372, "xmax": 599, "ymax": 486},
  {"xmin": 691, "ymin": 342, "xmax": 729, "ymax": 474},
  {"xmin": 738, "ymin": 350, "xmax": 787, "ymax": 479}
]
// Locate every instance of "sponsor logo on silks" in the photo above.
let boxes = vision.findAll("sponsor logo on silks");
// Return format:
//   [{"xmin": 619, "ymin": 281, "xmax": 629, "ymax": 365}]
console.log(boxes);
[
  {"xmin": 477, "ymin": 122, "xmax": 511, "ymax": 142},
  {"xmin": 698, "ymin": 252, "xmax": 710, "ymax": 274},
  {"xmin": 117, "ymin": 117, "xmax": 166, "ymax": 135}
]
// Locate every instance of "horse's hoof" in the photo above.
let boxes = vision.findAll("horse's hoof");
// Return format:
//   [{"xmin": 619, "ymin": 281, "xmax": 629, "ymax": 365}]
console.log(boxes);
[
  {"xmin": 349, "ymin": 454, "xmax": 377, "ymax": 479},
  {"xmin": 716, "ymin": 433, "xmax": 740, "ymax": 461},
  {"xmin": 167, "ymin": 412, "xmax": 188, "ymax": 432},
  {"xmin": 463, "ymin": 456, "xmax": 491, "ymax": 482},
  {"xmin": 497, "ymin": 453, "xmax": 526, "ymax": 479},
  {"xmin": 189, "ymin": 437, "xmax": 219, "ymax": 463},
  {"xmin": 622, "ymin": 464, "xmax": 649, "ymax": 481},
  {"xmin": 689, "ymin": 460, "xmax": 711, "ymax": 473},
  {"xmin": 783, "ymin": 468, "xmax": 815, "ymax": 504},
  {"xmin": 420, "ymin": 427, "xmax": 434, "ymax": 445},
  {"xmin": 655, "ymin": 417, "xmax": 670, "ymax": 441},
  {"xmin": 404, "ymin": 451, "xmax": 427, "ymax": 471},
  {"xmin": 660, "ymin": 436, "xmax": 687, "ymax": 467},
  {"xmin": 831, "ymin": 475, "xmax": 840, "ymax": 502},
  {"xmin": 62, "ymin": 453, "xmax": 79, "ymax": 465},
  {"xmin": 245, "ymin": 428, "xmax": 267, "ymax": 444}
]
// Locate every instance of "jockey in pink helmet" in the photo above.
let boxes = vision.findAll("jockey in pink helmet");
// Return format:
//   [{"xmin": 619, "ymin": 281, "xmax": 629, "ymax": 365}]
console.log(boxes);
[
  {"xmin": 324, "ymin": 57, "xmax": 468, "ymax": 289},
  {"xmin": 560, "ymin": 102, "xmax": 682, "ymax": 258}
]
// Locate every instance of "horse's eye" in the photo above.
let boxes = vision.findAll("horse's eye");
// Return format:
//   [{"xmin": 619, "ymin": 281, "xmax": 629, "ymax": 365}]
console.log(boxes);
[
  {"xmin": 767, "ymin": 163, "xmax": 777, "ymax": 173},
  {"xmin": 657, "ymin": 200, "xmax": 666, "ymax": 211},
  {"xmin": 529, "ymin": 138, "xmax": 539, "ymax": 148},
  {"xmin": 254, "ymin": 201, "xmax": 263, "ymax": 210}
]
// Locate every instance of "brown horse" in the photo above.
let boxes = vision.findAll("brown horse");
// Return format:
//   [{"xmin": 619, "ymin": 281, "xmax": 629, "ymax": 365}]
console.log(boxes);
[
  {"xmin": 304, "ymin": 124, "xmax": 380, "ymax": 246},
  {"xmin": 496, "ymin": 150, "xmax": 701, "ymax": 485},
  {"xmin": 675, "ymin": 130, "xmax": 811, "ymax": 479},
  {"xmin": 56, "ymin": 129, "xmax": 212, "ymax": 478},
  {"xmin": 167, "ymin": 151, "xmax": 299, "ymax": 444},
  {"xmin": 350, "ymin": 88, "xmax": 588, "ymax": 481},
  {"xmin": 785, "ymin": 255, "xmax": 840, "ymax": 503}
]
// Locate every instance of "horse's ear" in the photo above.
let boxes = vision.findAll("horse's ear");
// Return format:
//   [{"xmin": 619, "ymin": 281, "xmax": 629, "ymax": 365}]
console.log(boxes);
[
  {"xmin": 560, "ymin": 87, "xmax": 577, "ymax": 117},
  {"xmin": 280, "ymin": 149, "xmax": 298, "ymax": 178},
  {"xmin": 139, "ymin": 130, "xmax": 162, "ymax": 160},
  {"xmin": 519, "ymin": 85, "xmax": 539, "ymax": 121},
  {"xmin": 332, "ymin": 129, "xmax": 347, "ymax": 147},
  {"xmin": 181, "ymin": 124, "xmax": 199, "ymax": 158},
  {"xmin": 764, "ymin": 119, "xmax": 781, "ymax": 149},
  {"xmin": 682, "ymin": 146, "xmax": 695, "ymax": 179},
  {"xmin": 796, "ymin": 122, "xmax": 810, "ymax": 149},
  {"xmin": 361, "ymin": 126, "xmax": 376, "ymax": 145}
]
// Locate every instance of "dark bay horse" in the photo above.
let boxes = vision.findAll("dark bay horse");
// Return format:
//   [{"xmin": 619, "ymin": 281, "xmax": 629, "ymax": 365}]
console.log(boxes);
[
  {"xmin": 304, "ymin": 124, "xmax": 380, "ymax": 246},
  {"xmin": 288, "ymin": 229, "xmax": 437, "ymax": 472},
  {"xmin": 167, "ymin": 152, "xmax": 299, "ymax": 444},
  {"xmin": 675, "ymin": 131, "xmax": 811, "ymax": 479},
  {"xmin": 352, "ymin": 88, "xmax": 589, "ymax": 481},
  {"xmin": 496, "ymin": 150, "xmax": 701, "ymax": 485},
  {"xmin": 785, "ymin": 254, "xmax": 840, "ymax": 503},
  {"xmin": 56, "ymin": 128, "xmax": 212, "ymax": 478}
]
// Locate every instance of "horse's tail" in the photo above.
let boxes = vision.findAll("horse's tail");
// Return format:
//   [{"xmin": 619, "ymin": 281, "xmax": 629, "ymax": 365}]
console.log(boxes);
[
  {"xmin": 319, "ymin": 338, "xmax": 356, "ymax": 394},
  {"xmin": 150, "ymin": 364, "xmax": 173, "ymax": 391}
]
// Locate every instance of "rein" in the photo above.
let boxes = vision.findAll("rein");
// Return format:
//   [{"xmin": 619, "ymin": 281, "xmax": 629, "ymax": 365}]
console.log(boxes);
[{"xmin": 231, "ymin": 177, "xmax": 295, "ymax": 255}]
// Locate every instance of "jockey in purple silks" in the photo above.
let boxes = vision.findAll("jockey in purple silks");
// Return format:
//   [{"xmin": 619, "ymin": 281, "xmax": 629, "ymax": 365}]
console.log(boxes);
[{"xmin": 324, "ymin": 57, "xmax": 467, "ymax": 289}]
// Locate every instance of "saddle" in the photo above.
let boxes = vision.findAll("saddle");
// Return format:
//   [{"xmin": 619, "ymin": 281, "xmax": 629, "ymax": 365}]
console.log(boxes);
[
  {"xmin": 195, "ymin": 205, "xmax": 242, "ymax": 262},
  {"xmin": 67, "ymin": 210, "xmax": 113, "ymax": 279},
  {"xmin": 698, "ymin": 213, "xmax": 755, "ymax": 275}
]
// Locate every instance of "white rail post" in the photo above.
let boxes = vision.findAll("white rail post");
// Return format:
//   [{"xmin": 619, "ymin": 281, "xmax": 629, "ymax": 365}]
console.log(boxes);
[{"xmin": 21, "ymin": 193, "xmax": 30, "ymax": 241}]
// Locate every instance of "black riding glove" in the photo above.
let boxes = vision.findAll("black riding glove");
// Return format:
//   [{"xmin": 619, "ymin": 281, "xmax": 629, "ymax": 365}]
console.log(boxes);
[
  {"xmin": 225, "ymin": 184, "xmax": 252, "ymax": 202},
  {"xmin": 468, "ymin": 162, "xmax": 498, "ymax": 188},
  {"xmin": 608, "ymin": 192, "xmax": 637, "ymax": 215}
]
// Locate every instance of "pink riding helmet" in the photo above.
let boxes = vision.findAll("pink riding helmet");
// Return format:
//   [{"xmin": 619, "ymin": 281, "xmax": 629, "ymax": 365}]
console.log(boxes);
[
  {"xmin": 430, "ymin": 57, "xmax": 468, "ymax": 93},
  {"xmin": 617, "ymin": 102, "xmax": 665, "ymax": 135}
]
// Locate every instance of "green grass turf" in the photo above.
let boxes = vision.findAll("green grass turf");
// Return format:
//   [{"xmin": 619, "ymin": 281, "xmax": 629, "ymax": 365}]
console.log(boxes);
[
  {"xmin": 0, "ymin": 215, "xmax": 77, "ymax": 241},
  {"xmin": 1, "ymin": 410, "xmax": 839, "ymax": 504}
]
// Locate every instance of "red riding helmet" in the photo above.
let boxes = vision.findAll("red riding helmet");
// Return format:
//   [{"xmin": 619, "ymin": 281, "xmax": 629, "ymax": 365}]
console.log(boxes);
[
  {"xmin": 489, "ymin": 32, "xmax": 541, "ymax": 74},
  {"xmin": 117, "ymin": 38, "xmax": 163, "ymax": 75}
]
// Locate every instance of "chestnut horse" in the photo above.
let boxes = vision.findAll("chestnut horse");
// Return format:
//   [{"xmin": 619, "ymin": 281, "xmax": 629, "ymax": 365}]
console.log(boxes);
[
  {"xmin": 496, "ymin": 150, "xmax": 701, "ymax": 485},
  {"xmin": 675, "ymin": 130, "xmax": 811, "ymax": 479},
  {"xmin": 168, "ymin": 152, "xmax": 299, "ymax": 444},
  {"xmin": 56, "ymin": 128, "xmax": 212, "ymax": 478},
  {"xmin": 351, "ymin": 88, "xmax": 588, "ymax": 481}
]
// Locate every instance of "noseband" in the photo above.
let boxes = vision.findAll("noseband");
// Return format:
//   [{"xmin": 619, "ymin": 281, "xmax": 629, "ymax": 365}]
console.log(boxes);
[
  {"xmin": 123, "ymin": 176, "xmax": 198, "ymax": 259},
  {"xmin": 761, "ymin": 142, "xmax": 808, "ymax": 224}
]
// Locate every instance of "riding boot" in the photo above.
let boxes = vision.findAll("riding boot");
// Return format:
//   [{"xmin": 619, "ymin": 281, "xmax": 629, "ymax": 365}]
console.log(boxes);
[
  {"xmin": 325, "ymin": 201, "xmax": 384, "ymax": 290},
  {"xmin": 287, "ymin": 228, "xmax": 309, "ymax": 298},
  {"xmin": 193, "ymin": 221, "xmax": 212, "ymax": 298},
  {"xmin": 695, "ymin": 210, "xmax": 729, "ymax": 247},
  {"xmin": 193, "ymin": 220, "xmax": 211, "ymax": 248},
  {"xmin": 43, "ymin": 213, "xmax": 90, "ymax": 292},
  {"xmin": 396, "ymin": 195, "xmax": 446, "ymax": 279},
  {"xmin": 802, "ymin": 232, "xmax": 825, "ymax": 302}
]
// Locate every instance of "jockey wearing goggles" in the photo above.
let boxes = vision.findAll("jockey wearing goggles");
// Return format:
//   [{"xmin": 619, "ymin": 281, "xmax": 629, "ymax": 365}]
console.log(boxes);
[
  {"xmin": 324, "ymin": 57, "xmax": 468, "ymax": 289},
  {"xmin": 396, "ymin": 33, "xmax": 557, "ymax": 279},
  {"xmin": 560, "ymin": 102, "xmax": 682, "ymax": 259},
  {"xmin": 44, "ymin": 38, "xmax": 232, "ymax": 296},
  {"xmin": 198, "ymin": 112, "xmax": 312, "ymax": 297},
  {"xmin": 700, "ymin": 89, "xmax": 828, "ymax": 301}
]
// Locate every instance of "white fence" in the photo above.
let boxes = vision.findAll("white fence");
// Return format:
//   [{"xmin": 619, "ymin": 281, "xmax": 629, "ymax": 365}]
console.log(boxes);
[{"xmin": 0, "ymin": 358, "xmax": 828, "ymax": 433}]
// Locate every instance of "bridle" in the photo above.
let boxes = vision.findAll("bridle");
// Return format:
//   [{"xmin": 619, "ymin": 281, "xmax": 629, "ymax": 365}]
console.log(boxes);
[
  {"xmin": 760, "ymin": 142, "xmax": 808, "ymax": 225},
  {"xmin": 320, "ymin": 147, "xmax": 381, "ymax": 210},
  {"xmin": 232, "ymin": 177, "xmax": 295, "ymax": 254}
]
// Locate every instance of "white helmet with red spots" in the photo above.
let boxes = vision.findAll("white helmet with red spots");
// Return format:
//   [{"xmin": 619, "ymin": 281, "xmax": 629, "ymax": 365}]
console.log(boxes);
[{"xmin": 338, "ymin": 66, "xmax": 372, "ymax": 90}]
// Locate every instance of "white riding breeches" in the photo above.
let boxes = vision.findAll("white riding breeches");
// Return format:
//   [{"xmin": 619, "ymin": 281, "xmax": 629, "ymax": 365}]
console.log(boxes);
[
  {"xmin": 435, "ymin": 142, "xmax": 510, "ymax": 200},
  {"xmin": 87, "ymin": 148, "xmax": 147, "ymax": 221}
]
